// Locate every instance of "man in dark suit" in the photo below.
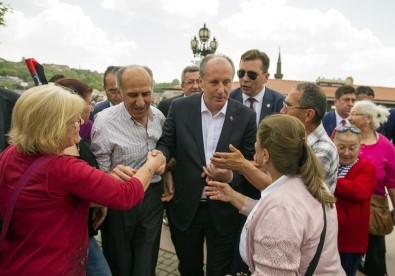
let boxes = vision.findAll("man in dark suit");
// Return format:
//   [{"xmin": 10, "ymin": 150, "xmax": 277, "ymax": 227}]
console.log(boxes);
[
  {"xmin": 385, "ymin": 108, "xmax": 395, "ymax": 145},
  {"xmin": 90, "ymin": 66, "xmax": 121, "ymax": 120},
  {"xmin": 0, "ymin": 88, "xmax": 20, "ymax": 153},
  {"xmin": 230, "ymin": 49, "xmax": 284, "ymax": 126},
  {"xmin": 322, "ymin": 85, "xmax": 356, "ymax": 136},
  {"xmin": 156, "ymin": 54, "xmax": 256, "ymax": 276},
  {"xmin": 157, "ymin": 65, "xmax": 201, "ymax": 117}
]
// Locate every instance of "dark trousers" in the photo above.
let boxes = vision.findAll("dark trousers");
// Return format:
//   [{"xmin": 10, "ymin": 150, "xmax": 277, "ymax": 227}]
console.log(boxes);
[
  {"xmin": 340, "ymin": 252, "xmax": 362, "ymax": 276},
  {"xmin": 101, "ymin": 181, "xmax": 164, "ymax": 276},
  {"xmin": 170, "ymin": 203, "xmax": 238, "ymax": 276},
  {"xmin": 364, "ymin": 234, "xmax": 387, "ymax": 276}
]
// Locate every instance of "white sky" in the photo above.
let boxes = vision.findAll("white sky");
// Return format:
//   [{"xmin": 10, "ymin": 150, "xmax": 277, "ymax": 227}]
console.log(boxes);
[{"xmin": 1, "ymin": 0, "xmax": 395, "ymax": 87}]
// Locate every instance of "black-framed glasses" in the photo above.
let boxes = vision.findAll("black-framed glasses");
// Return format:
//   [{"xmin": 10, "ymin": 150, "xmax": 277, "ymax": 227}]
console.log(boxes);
[
  {"xmin": 237, "ymin": 70, "xmax": 264, "ymax": 80},
  {"xmin": 336, "ymin": 126, "xmax": 361, "ymax": 134},
  {"xmin": 282, "ymin": 101, "xmax": 310, "ymax": 111}
]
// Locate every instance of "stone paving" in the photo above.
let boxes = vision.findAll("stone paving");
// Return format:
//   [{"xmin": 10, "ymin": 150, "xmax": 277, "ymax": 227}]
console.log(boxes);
[
  {"xmin": 99, "ymin": 221, "xmax": 395, "ymax": 276},
  {"xmin": 155, "ymin": 249, "xmax": 180, "ymax": 276}
]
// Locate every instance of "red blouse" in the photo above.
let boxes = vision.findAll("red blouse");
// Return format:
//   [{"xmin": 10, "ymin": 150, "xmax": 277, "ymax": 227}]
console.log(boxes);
[{"xmin": 0, "ymin": 146, "xmax": 144, "ymax": 275}]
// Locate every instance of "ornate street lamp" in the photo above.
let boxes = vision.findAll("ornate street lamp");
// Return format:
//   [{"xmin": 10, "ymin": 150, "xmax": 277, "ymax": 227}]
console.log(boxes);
[{"xmin": 190, "ymin": 23, "xmax": 218, "ymax": 58}]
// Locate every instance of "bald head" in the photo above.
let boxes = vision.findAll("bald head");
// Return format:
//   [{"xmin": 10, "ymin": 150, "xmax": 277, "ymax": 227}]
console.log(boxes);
[{"xmin": 116, "ymin": 65, "xmax": 154, "ymax": 125}]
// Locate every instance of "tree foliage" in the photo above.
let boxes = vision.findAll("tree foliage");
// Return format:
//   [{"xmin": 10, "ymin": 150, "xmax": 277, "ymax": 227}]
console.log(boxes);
[
  {"xmin": 0, "ymin": 57, "xmax": 179, "ymax": 93},
  {"xmin": 0, "ymin": 1, "xmax": 12, "ymax": 27}
]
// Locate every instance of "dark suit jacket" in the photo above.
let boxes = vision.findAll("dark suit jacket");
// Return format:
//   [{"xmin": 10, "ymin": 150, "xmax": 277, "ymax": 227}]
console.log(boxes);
[
  {"xmin": 0, "ymin": 88, "xmax": 20, "ymax": 152},
  {"xmin": 90, "ymin": 99, "xmax": 110, "ymax": 121},
  {"xmin": 385, "ymin": 108, "xmax": 395, "ymax": 145},
  {"xmin": 230, "ymin": 86, "xmax": 285, "ymax": 123},
  {"xmin": 322, "ymin": 110, "xmax": 337, "ymax": 136},
  {"xmin": 230, "ymin": 86, "xmax": 284, "ymax": 199},
  {"xmin": 157, "ymin": 94, "xmax": 183, "ymax": 117},
  {"xmin": 157, "ymin": 94, "xmax": 256, "ymax": 235}
]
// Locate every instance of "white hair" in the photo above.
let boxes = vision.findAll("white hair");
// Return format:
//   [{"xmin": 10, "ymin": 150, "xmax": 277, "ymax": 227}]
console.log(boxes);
[{"xmin": 353, "ymin": 100, "xmax": 389, "ymax": 130}]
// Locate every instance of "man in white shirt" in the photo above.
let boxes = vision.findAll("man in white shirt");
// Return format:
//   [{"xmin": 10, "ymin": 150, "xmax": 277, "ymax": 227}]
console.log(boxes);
[
  {"xmin": 91, "ymin": 65, "xmax": 166, "ymax": 276},
  {"xmin": 156, "ymin": 54, "xmax": 256, "ymax": 276}
]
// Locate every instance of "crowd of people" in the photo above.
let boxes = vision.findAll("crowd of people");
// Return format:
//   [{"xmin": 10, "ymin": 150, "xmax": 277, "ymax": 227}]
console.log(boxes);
[{"xmin": 0, "ymin": 48, "xmax": 395, "ymax": 276}]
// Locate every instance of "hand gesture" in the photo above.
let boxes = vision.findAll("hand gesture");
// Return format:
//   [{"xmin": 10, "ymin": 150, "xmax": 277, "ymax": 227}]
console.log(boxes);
[
  {"xmin": 201, "ymin": 162, "xmax": 233, "ymax": 183},
  {"xmin": 109, "ymin": 165, "xmax": 136, "ymax": 182},
  {"xmin": 91, "ymin": 207, "xmax": 108, "ymax": 230},
  {"xmin": 161, "ymin": 171, "xmax": 175, "ymax": 202},
  {"xmin": 204, "ymin": 181, "xmax": 235, "ymax": 202},
  {"xmin": 210, "ymin": 144, "xmax": 247, "ymax": 173}
]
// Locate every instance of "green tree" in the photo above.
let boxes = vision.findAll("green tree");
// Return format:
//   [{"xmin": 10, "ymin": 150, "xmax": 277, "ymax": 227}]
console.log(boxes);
[
  {"xmin": 0, "ymin": 2, "xmax": 12, "ymax": 27},
  {"xmin": 171, "ymin": 78, "xmax": 180, "ymax": 85}
]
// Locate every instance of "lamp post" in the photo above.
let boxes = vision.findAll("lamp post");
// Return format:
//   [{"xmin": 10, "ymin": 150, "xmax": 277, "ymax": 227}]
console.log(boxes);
[{"xmin": 190, "ymin": 23, "xmax": 218, "ymax": 58}]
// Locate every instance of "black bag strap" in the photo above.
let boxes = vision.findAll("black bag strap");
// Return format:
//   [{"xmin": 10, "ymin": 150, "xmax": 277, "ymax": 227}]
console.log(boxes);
[
  {"xmin": 305, "ymin": 204, "xmax": 327, "ymax": 276},
  {"xmin": 0, "ymin": 153, "xmax": 58, "ymax": 250}
]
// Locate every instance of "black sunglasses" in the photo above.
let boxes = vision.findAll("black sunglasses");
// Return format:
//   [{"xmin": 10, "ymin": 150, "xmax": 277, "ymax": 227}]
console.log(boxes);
[
  {"xmin": 237, "ymin": 70, "xmax": 263, "ymax": 80},
  {"xmin": 336, "ymin": 126, "xmax": 361, "ymax": 134}
]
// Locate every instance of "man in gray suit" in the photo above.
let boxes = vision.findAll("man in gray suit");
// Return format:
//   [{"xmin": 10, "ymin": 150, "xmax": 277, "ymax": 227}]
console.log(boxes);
[{"xmin": 156, "ymin": 54, "xmax": 256, "ymax": 276}]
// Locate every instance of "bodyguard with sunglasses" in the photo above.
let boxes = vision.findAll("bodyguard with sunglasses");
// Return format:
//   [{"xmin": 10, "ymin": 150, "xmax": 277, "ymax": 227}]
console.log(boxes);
[{"xmin": 230, "ymin": 49, "xmax": 285, "ymax": 127}]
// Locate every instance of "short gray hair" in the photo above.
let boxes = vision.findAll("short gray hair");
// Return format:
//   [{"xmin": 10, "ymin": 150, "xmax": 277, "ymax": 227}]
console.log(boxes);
[
  {"xmin": 296, "ymin": 82, "xmax": 327, "ymax": 125},
  {"xmin": 199, "ymin": 54, "xmax": 235, "ymax": 79}
]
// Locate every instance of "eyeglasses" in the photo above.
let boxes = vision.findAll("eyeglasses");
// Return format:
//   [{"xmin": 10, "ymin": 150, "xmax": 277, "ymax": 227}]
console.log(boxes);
[
  {"xmin": 107, "ymin": 88, "xmax": 120, "ymax": 94},
  {"xmin": 336, "ymin": 126, "xmax": 361, "ymax": 134},
  {"xmin": 349, "ymin": 112, "xmax": 365, "ymax": 116},
  {"xmin": 236, "ymin": 70, "xmax": 264, "ymax": 80},
  {"xmin": 282, "ymin": 101, "xmax": 310, "ymax": 111},
  {"xmin": 183, "ymin": 80, "xmax": 201, "ymax": 86}
]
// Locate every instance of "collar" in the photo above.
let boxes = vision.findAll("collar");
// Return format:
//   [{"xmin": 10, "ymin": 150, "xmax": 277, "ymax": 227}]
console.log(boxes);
[
  {"xmin": 241, "ymin": 86, "xmax": 266, "ymax": 103},
  {"xmin": 335, "ymin": 110, "xmax": 349, "ymax": 124},
  {"xmin": 307, "ymin": 123, "xmax": 326, "ymax": 147},
  {"xmin": 201, "ymin": 95, "xmax": 228, "ymax": 116}
]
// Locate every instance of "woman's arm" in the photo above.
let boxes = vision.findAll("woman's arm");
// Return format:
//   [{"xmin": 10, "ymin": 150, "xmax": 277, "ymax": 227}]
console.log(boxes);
[{"xmin": 205, "ymin": 180, "xmax": 247, "ymax": 211}]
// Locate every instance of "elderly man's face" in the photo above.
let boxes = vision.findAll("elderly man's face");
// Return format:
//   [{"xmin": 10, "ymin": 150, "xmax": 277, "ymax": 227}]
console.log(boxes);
[
  {"xmin": 181, "ymin": 71, "xmax": 201, "ymax": 96},
  {"xmin": 201, "ymin": 57, "xmax": 233, "ymax": 115},
  {"xmin": 121, "ymin": 68, "xmax": 153, "ymax": 125}
]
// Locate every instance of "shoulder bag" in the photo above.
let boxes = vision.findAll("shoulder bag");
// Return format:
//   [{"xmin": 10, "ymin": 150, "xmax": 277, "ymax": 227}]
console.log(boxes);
[{"xmin": 0, "ymin": 153, "xmax": 58, "ymax": 250}]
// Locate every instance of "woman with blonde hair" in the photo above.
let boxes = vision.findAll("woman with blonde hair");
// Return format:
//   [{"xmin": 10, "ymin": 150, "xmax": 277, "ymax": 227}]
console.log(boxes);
[
  {"xmin": 349, "ymin": 100, "xmax": 395, "ymax": 276},
  {"xmin": 205, "ymin": 114, "xmax": 345, "ymax": 275},
  {"xmin": 0, "ymin": 85, "xmax": 165, "ymax": 275}
]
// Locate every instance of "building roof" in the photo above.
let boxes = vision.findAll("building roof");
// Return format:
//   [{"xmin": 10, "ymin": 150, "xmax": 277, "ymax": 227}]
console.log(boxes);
[{"xmin": 232, "ymin": 79, "xmax": 395, "ymax": 106}]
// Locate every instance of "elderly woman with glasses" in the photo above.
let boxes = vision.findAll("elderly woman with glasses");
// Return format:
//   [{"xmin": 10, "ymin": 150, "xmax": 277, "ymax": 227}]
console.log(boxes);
[
  {"xmin": 332, "ymin": 126, "xmax": 376, "ymax": 276},
  {"xmin": 0, "ymin": 85, "xmax": 166, "ymax": 275},
  {"xmin": 348, "ymin": 100, "xmax": 395, "ymax": 276}
]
